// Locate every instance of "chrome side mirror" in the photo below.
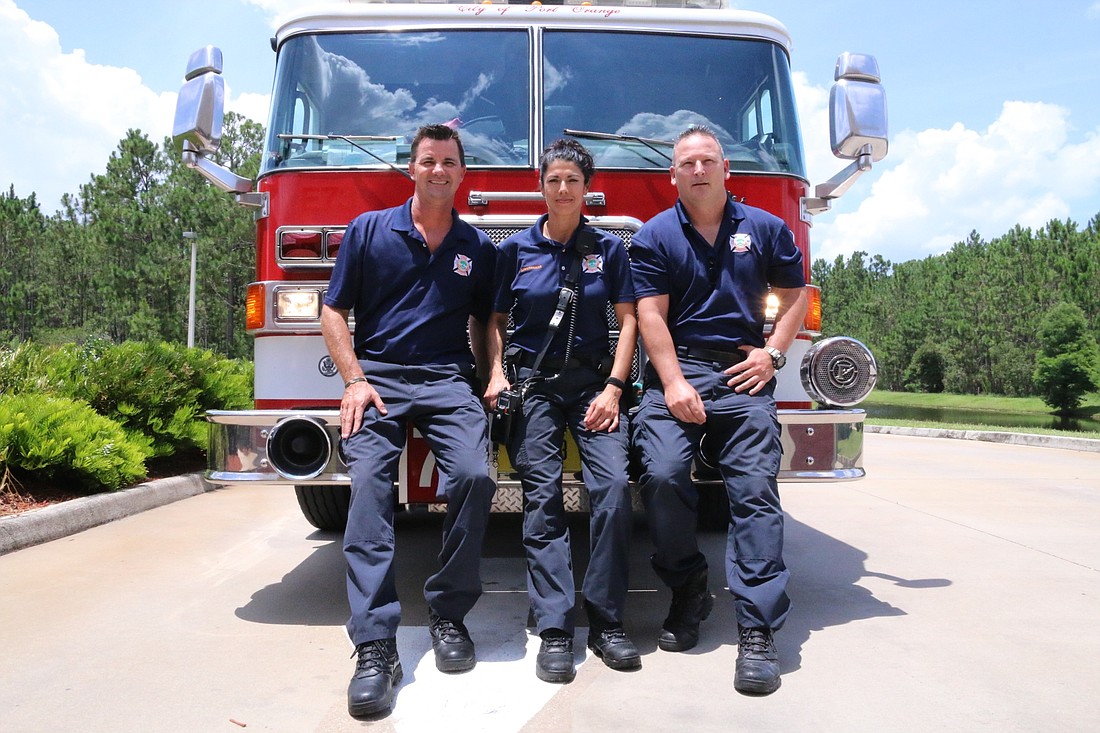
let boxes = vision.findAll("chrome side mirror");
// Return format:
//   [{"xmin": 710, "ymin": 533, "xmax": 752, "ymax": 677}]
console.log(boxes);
[
  {"xmin": 172, "ymin": 46, "xmax": 225, "ymax": 155},
  {"xmin": 830, "ymin": 52, "xmax": 888, "ymax": 162},
  {"xmin": 171, "ymin": 46, "xmax": 255, "ymax": 198},
  {"xmin": 802, "ymin": 52, "xmax": 889, "ymax": 218}
]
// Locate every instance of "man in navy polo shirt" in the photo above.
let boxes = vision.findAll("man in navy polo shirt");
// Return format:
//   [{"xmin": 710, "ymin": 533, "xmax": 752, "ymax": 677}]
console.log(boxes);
[
  {"xmin": 630, "ymin": 125, "xmax": 808, "ymax": 695},
  {"xmin": 321, "ymin": 124, "xmax": 497, "ymax": 717}
]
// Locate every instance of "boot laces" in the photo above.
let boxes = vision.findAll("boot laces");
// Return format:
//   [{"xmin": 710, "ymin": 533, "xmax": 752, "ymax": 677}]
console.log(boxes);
[
  {"xmin": 432, "ymin": 616, "xmax": 469, "ymax": 643},
  {"xmin": 352, "ymin": 640, "xmax": 391, "ymax": 673},
  {"xmin": 541, "ymin": 633, "xmax": 573, "ymax": 652},
  {"xmin": 597, "ymin": 626, "xmax": 629, "ymax": 645},
  {"xmin": 739, "ymin": 628, "xmax": 776, "ymax": 659}
]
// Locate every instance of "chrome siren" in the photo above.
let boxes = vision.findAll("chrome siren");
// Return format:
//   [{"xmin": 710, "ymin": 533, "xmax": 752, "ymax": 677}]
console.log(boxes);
[{"xmin": 800, "ymin": 337, "xmax": 877, "ymax": 407}]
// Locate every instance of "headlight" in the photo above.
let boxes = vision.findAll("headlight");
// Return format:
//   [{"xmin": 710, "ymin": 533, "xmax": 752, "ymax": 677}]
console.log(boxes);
[
  {"xmin": 800, "ymin": 337, "xmax": 877, "ymax": 407},
  {"xmin": 274, "ymin": 288, "xmax": 322, "ymax": 320}
]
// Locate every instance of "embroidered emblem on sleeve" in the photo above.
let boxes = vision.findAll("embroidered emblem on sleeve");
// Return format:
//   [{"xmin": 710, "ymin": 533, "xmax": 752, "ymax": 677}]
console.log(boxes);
[
  {"xmin": 581, "ymin": 254, "xmax": 604, "ymax": 274},
  {"xmin": 453, "ymin": 253, "xmax": 473, "ymax": 276},
  {"xmin": 731, "ymin": 233, "xmax": 753, "ymax": 253}
]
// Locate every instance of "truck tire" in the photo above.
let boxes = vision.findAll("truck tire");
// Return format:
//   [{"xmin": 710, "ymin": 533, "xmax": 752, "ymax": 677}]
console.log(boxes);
[
  {"xmin": 294, "ymin": 485, "xmax": 350, "ymax": 532},
  {"xmin": 696, "ymin": 483, "xmax": 730, "ymax": 532}
]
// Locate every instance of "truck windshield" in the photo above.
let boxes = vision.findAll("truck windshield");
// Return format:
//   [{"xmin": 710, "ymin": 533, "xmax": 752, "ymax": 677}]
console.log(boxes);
[
  {"xmin": 264, "ymin": 30, "xmax": 532, "ymax": 172},
  {"xmin": 543, "ymin": 30, "xmax": 804, "ymax": 177},
  {"xmin": 263, "ymin": 28, "xmax": 804, "ymax": 178}
]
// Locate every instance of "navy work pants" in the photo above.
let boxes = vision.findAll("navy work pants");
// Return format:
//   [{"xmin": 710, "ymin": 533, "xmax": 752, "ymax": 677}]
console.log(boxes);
[
  {"xmin": 632, "ymin": 357, "xmax": 790, "ymax": 631},
  {"xmin": 342, "ymin": 361, "xmax": 495, "ymax": 645},
  {"xmin": 507, "ymin": 365, "xmax": 633, "ymax": 636}
]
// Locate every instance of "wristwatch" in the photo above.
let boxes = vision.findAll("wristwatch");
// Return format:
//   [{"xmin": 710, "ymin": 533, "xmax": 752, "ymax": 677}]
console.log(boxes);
[{"xmin": 763, "ymin": 346, "xmax": 786, "ymax": 370}]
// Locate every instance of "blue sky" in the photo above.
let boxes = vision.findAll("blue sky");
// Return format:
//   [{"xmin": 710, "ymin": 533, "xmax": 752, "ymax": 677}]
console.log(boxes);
[{"xmin": 3, "ymin": 0, "xmax": 1100, "ymax": 264}]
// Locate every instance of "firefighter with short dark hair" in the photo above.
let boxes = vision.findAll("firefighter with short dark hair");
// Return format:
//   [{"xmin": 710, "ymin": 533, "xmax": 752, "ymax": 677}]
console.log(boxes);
[{"xmin": 630, "ymin": 125, "xmax": 808, "ymax": 696}]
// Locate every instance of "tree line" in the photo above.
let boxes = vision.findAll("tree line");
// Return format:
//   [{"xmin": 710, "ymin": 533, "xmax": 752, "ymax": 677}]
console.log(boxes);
[
  {"xmin": 814, "ymin": 217, "xmax": 1100, "ymax": 402},
  {"xmin": 0, "ymin": 113, "xmax": 262, "ymax": 359},
  {"xmin": 3, "ymin": 116, "xmax": 1098, "ymax": 404}
]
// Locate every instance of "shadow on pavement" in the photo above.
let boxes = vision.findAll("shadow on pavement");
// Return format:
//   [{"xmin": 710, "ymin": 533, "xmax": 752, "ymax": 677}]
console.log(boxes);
[
  {"xmin": 778, "ymin": 511, "xmax": 951, "ymax": 673},
  {"xmin": 233, "ymin": 506, "xmax": 948, "ymax": 677}
]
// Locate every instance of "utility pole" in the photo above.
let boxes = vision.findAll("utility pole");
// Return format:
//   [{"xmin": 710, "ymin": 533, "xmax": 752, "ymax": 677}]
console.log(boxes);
[{"xmin": 184, "ymin": 230, "xmax": 197, "ymax": 348}]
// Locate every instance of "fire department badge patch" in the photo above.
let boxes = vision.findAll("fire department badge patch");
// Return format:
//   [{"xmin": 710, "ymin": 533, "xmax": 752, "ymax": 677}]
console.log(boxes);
[
  {"xmin": 581, "ymin": 254, "xmax": 604, "ymax": 274},
  {"xmin": 453, "ymin": 253, "xmax": 473, "ymax": 276},
  {"xmin": 730, "ymin": 233, "xmax": 752, "ymax": 253}
]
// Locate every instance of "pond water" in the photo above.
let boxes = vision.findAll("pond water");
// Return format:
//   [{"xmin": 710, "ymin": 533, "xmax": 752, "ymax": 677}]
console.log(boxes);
[{"xmin": 864, "ymin": 404, "xmax": 1100, "ymax": 434}]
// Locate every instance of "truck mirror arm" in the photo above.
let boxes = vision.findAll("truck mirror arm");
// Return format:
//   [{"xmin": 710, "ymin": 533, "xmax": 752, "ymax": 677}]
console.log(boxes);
[
  {"xmin": 182, "ymin": 141, "xmax": 255, "ymax": 195},
  {"xmin": 801, "ymin": 147, "xmax": 874, "ymax": 217}
]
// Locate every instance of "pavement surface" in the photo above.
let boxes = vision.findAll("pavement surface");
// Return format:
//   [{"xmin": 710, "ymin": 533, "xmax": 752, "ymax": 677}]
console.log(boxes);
[{"xmin": 1, "ymin": 429, "xmax": 1099, "ymax": 732}]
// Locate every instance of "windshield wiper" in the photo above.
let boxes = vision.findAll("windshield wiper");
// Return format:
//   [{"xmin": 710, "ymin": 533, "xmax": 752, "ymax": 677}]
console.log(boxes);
[
  {"xmin": 276, "ymin": 133, "xmax": 412, "ymax": 180},
  {"xmin": 562, "ymin": 129, "xmax": 673, "ymax": 163}
]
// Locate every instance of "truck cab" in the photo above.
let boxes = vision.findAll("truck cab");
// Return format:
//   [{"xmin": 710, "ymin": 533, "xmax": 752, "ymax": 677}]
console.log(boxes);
[{"xmin": 173, "ymin": 0, "xmax": 887, "ymax": 531}]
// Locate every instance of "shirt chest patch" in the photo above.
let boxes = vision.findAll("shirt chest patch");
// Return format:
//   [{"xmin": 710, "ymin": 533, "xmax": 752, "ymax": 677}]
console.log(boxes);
[
  {"xmin": 730, "ymin": 233, "xmax": 753, "ymax": 253},
  {"xmin": 581, "ymin": 253, "xmax": 604, "ymax": 274},
  {"xmin": 453, "ymin": 253, "xmax": 473, "ymax": 276}
]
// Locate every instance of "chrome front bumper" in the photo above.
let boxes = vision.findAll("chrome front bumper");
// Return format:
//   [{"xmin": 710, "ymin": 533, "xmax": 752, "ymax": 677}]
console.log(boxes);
[{"xmin": 206, "ymin": 407, "xmax": 865, "ymax": 490}]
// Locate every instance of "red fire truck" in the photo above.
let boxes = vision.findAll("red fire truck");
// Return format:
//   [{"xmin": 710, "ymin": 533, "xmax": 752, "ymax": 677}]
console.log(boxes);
[{"xmin": 173, "ymin": 0, "xmax": 886, "ymax": 531}]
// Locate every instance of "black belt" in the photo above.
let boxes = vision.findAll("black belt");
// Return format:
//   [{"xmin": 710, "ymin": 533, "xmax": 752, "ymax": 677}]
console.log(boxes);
[
  {"xmin": 676, "ymin": 345, "xmax": 747, "ymax": 365},
  {"xmin": 512, "ymin": 350, "xmax": 606, "ymax": 372}
]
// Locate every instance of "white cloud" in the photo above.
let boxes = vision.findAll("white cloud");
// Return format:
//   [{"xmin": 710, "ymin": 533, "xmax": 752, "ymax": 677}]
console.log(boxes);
[
  {"xmin": 0, "ymin": 1, "xmax": 166, "ymax": 209},
  {"xmin": 229, "ymin": 92, "xmax": 271, "ymax": 130},
  {"xmin": 242, "ymin": 0, "xmax": 312, "ymax": 25},
  {"xmin": 805, "ymin": 95, "xmax": 1100, "ymax": 264},
  {"xmin": 0, "ymin": 0, "xmax": 269, "ymax": 214},
  {"xmin": 792, "ymin": 71, "xmax": 835, "ymax": 185}
]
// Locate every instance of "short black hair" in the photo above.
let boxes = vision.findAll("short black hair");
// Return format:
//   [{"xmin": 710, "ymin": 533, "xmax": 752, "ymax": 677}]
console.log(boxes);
[
  {"xmin": 411, "ymin": 124, "xmax": 466, "ymax": 166},
  {"xmin": 539, "ymin": 138, "xmax": 595, "ymax": 185}
]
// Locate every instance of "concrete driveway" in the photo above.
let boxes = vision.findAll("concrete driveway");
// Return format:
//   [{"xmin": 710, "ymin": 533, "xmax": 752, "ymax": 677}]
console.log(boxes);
[{"xmin": 1, "ymin": 432, "xmax": 1098, "ymax": 732}]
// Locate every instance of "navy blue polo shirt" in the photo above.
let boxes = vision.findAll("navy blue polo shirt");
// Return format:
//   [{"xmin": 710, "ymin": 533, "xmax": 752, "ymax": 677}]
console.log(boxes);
[
  {"xmin": 630, "ymin": 196, "xmax": 804, "ymax": 351},
  {"xmin": 493, "ymin": 215, "xmax": 634, "ymax": 359},
  {"xmin": 325, "ymin": 198, "xmax": 495, "ymax": 367}
]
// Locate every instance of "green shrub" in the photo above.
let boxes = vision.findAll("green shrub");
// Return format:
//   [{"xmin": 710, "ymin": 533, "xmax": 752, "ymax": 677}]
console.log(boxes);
[
  {"xmin": 0, "ymin": 394, "xmax": 151, "ymax": 491},
  {"xmin": 0, "ymin": 341, "xmax": 72, "ymax": 394},
  {"xmin": 177, "ymin": 345, "xmax": 254, "ymax": 412},
  {"xmin": 1, "ymin": 340, "xmax": 253, "ymax": 459},
  {"xmin": 70, "ymin": 341, "xmax": 207, "ymax": 456}
]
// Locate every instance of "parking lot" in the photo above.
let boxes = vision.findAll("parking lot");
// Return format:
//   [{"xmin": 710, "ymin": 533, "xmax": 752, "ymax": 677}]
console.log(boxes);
[{"xmin": 2, "ymin": 432, "xmax": 1099, "ymax": 732}]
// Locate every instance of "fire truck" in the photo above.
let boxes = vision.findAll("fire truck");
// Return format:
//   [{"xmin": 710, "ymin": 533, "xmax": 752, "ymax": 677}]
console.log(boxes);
[{"xmin": 173, "ymin": 0, "xmax": 886, "ymax": 532}]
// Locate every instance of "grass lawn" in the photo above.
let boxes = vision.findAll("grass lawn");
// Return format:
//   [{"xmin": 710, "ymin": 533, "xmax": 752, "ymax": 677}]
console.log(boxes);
[{"xmin": 862, "ymin": 390, "xmax": 1100, "ymax": 440}]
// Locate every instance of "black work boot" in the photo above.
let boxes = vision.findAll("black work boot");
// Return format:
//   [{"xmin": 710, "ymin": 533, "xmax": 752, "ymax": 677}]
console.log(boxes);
[
  {"xmin": 429, "ymin": 612, "xmax": 476, "ymax": 673},
  {"xmin": 657, "ymin": 568, "xmax": 714, "ymax": 652},
  {"xmin": 535, "ymin": 630, "xmax": 576, "ymax": 683},
  {"xmin": 588, "ymin": 626, "xmax": 642, "ymax": 670},
  {"xmin": 347, "ymin": 638, "xmax": 402, "ymax": 717},
  {"xmin": 735, "ymin": 627, "xmax": 781, "ymax": 695},
  {"xmin": 586, "ymin": 603, "xmax": 641, "ymax": 671}
]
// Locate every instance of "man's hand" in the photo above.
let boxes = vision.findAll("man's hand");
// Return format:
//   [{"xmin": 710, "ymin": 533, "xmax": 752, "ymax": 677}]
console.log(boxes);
[
  {"xmin": 724, "ymin": 347, "xmax": 775, "ymax": 395},
  {"xmin": 664, "ymin": 377, "xmax": 707, "ymax": 424},
  {"xmin": 340, "ymin": 380, "xmax": 387, "ymax": 439}
]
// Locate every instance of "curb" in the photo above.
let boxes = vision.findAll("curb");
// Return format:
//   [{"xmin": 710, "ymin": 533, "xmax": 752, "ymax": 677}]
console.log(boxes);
[
  {"xmin": 865, "ymin": 425, "xmax": 1100, "ymax": 453},
  {"xmin": 0, "ymin": 473, "xmax": 211, "ymax": 556},
  {"xmin": 2, "ymin": 428, "xmax": 1097, "ymax": 556}
]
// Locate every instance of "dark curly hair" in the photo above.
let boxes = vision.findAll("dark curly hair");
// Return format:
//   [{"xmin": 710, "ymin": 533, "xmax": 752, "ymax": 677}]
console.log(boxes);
[{"xmin": 539, "ymin": 138, "xmax": 595, "ymax": 185}]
